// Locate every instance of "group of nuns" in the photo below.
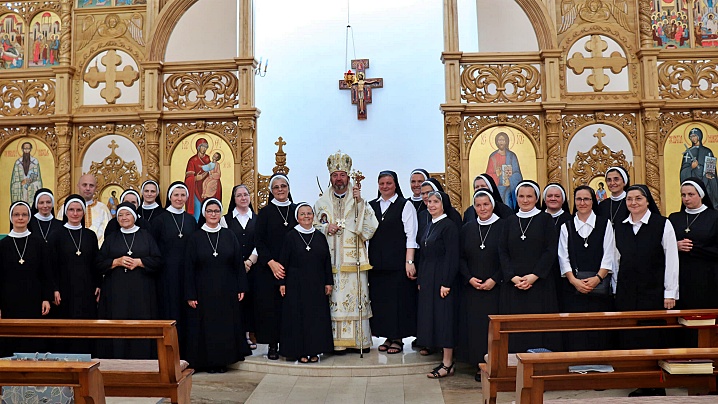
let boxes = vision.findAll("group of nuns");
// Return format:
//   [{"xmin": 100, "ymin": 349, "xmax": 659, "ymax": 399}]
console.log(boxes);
[
  {"xmin": 0, "ymin": 180, "xmax": 259, "ymax": 374},
  {"xmin": 1, "ymin": 166, "xmax": 716, "ymax": 384},
  {"xmin": 398, "ymin": 167, "xmax": 716, "ymax": 385}
]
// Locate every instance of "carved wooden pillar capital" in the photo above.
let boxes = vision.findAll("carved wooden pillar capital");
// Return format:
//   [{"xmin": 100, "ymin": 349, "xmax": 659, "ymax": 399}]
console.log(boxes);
[
  {"xmin": 444, "ymin": 113, "xmax": 462, "ymax": 209},
  {"xmin": 238, "ymin": 116, "xmax": 258, "ymax": 207},
  {"xmin": 638, "ymin": 0, "xmax": 653, "ymax": 49},
  {"xmin": 144, "ymin": 120, "xmax": 160, "ymax": 182},
  {"xmin": 545, "ymin": 111, "xmax": 562, "ymax": 184},
  {"xmin": 59, "ymin": 0, "xmax": 72, "ymax": 66},
  {"xmin": 642, "ymin": 109, "xmax": 661, "ymax": 208},
  {"xmin": 54, "ymin": 123, "xmax": 72, "ymax": 206}
]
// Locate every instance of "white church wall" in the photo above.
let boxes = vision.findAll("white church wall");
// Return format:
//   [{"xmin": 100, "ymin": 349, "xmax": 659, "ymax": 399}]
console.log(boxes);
[
  {"xmin": 475, "ymin": 0, "xmax": 539, "ymax": 52},
  {"xmin": 253, "ymin": 0, "xmax": 445, "ymax": 202},
  {"xmin": 165, "ymin": 0, "xmax": 238, "ymax": 62}
]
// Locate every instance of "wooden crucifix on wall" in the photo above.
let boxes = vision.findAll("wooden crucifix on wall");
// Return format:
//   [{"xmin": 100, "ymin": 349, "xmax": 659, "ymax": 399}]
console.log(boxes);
[{"xmin": 339, "ymin": 59, "xmax": 383, "ymax": 120}]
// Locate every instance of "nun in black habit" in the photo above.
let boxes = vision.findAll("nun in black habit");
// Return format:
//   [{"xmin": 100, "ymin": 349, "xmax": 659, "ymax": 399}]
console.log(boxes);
[
  {"xmin": 498, "ymin": 180, "xmax": 560, "ymax": 352},
  {"xmin": 278, "ymin": 203, "xmax": 334, "ymax": 362},
  {"xmin": 97, "ymin": 202, "xmax": 162, "ymax": 359},
  {"xmin": 541, "ymin": 183, "xmax": 572, "ymax": 307},
  {"xmin": 49, "ymin": 194, "xmax": 100, "ymax": 320},
  {"xmin": 368, "ymin": 170, "xmax": 418, "ymax": 354},
  {"xmin": 150, "ymin": 181, "xmax": 198, "ymax": 356},
  {"xmin": 29, "ymin": 188, "xmax": 63, "ymax": 243},
  {"xmin": 462, "ymin": 174, "xmax": 513, "ymax": 224},
  {"xmin": 184, "ymin": 198, "xmax": 250, "ymax": 372},
  {"xmin": 0, "ymin": 201, "xmax": 52, "ymax": 357},
  {"xmin": 668, "ymin": 178, "xmax": 718, "ymax": 346},
  {"xmin": 104, "ymin": 189, "xmax": 151, "ymax": 237},
  {"xmin": 457, "ymin": 189, "xmax": 504, "ymax": 379},
  {"xmin": 557, "ymin": 186, "xmax": 615, "ymax": 351},
  {"xmin": 47, "ymin": 195, "xmax": 100, "ymax": 354},
  {"xmin": 139, "ymin": 180, "xmax": 167, "ymax": 223},
  {"xmin": 254, "ymin": 173, "xmax": 297, "ymax": 360},
  {"xmin": 409, "ymin": 168, "xmax": 431, "ymax": 213},
  {"xmin": 417, "ymin": 191, "xmax": 459, "ymax": 378},
  {"xmin": 221, "ymin": 184, "xmax": 259, "ymax": 350},
  {"xmin": 417, "ymin": 179, "xmax": 462, "ymax": 237},
  {"xmin": 614, "ymin": 185, "xmax": 679, "ymax": 397},
  {"xmin": 597, "ymin": 166, "xmax": 630, "ymax": 225}
]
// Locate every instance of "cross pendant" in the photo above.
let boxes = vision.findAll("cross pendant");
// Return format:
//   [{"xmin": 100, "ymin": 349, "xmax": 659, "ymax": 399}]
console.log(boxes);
[
  {"xmin": 213, "ymin": 251, "xmax": 218, "ymax": 257},
  {"xmin": 337, "ymin": 219, "xmax": 346, "ymax": 228},
  {"xmin": 520, "ymin": 235, "xmax": 526, "ymax": 240},
  {"xmin": 685, "ymin": 228, "xmax": 691, "ymax": 233},
  {"xmin": 480, "ymin": 244, "xmax": 485, "ymax": 249},
  {"xmin": 76, "ymin": 251, "xmax": 82, "ymax": 256},
  {"xmin": 127, "ymin": 251, "xmax": 133, "ymax": 256},
  {"xmin": 283, "ymin": 221, "xmax": 288, "ymax": 226},
  {"xmin": 306, "ymin": 245, "xmax": 311, "ymax": 251},
  {"xmin": 178, "ymin": 233, "xmax": 183, "ymax": 238},
  {"xmin": 18, "ymin": 258, "xmax": 24, "ymax": 265},
  {"xmin": 584, "ymin": 243, "xmax": 589, "ymax": 248}
]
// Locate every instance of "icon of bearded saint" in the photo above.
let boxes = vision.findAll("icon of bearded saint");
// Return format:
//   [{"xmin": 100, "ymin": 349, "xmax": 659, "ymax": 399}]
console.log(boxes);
[{"xmin": 10, "ymin": 141, "xmax": 42, "ymax": 204}]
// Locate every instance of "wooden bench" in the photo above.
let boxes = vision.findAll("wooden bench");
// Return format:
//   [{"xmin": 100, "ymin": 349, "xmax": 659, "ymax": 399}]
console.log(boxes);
[
  {"xmin": 515, "ymin": 348, "xmax": 718, "ymax": 404},
  {"xmin": 481, "ymin": 309, "xmax": 718, "ymax": 404},
  {"xmin": 0, "ymin": 319, "xmax": 193, "ymax": 404},
  {"xmin": 0, "ymin": 361, "xmax": 105, "ymax": 404}
]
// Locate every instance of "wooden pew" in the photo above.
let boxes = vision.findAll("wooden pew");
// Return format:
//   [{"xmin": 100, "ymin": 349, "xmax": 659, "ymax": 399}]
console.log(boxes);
[
  {"xmin": 481, "ymin": 309, "xmax": 718, "ymax": 404},
  {"xmin": 0, "ymin": 361, "xmax": 105, "ymax": 404},
  {"xmin": 0, "ymin": 319, "xmax": 193, "ymax": 404},
  {"xmin": 515, "ymin": 348, "xmax": 718, "ymax": 404}
]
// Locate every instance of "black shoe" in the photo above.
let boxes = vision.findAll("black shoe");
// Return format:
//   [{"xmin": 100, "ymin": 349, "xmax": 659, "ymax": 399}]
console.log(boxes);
[
  {"xmin": 217, "ymin": 367, "xmax": 227, "ymax": 373},
  {"xmin": 628, "ymin": 388, "xmax": 665, "ymax": 397},
  {"xmin": 207, "ymin": 368, "xmax": 217, "ymax": 374},
  {"xmin": 267, "ymin": 346, "xmax": 279, "ymax": 360},
  {"xmin": 474, "ymin": 372, "xmax": 481, "ymax": 382}
]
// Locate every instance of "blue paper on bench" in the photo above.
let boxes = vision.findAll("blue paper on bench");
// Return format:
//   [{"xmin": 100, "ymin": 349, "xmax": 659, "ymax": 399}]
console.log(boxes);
[
  {"xmin": 0, "ymin": 353, "xmax": 90, "ymax": 404},
  {"xmin": 527, "ymin": 348, "xmax": 552, "ymax": 353},
  {"xmin": 568, "ymin": 365, "xmax": 615, "ymax": 373}
]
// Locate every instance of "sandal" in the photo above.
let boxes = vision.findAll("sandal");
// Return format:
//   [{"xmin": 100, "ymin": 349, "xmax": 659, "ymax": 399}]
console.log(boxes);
[
  {"xmin": 427, "ymin": 362, "xmax": 455, "ymax": 378},
  {"xmin": 378, "ymin": 340, "xmax": 392, "ymax": 352},
  {"xmin": 309, "ymin": 355, "xmax": 319, "ymax": 363},
  {"xmin": 299, "ymin": 356, "xmax": 309, "ymax": 363},
  {"xmin": 387, "ymin": 340, "xmax": 403, "ymax": 354},
  {"xmin": 247, "ymin": 338, "xmax": 257, "ymax": 350},
  {"xmin": 419, "ymin": 347, "xmax": 434, "ymax": 356}
]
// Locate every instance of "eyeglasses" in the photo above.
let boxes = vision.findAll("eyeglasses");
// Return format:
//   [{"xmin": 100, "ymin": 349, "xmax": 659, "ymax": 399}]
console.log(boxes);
[
  {"xmin": 271, "ymin": 184, "xmax": 288, "ymax": 190},
  {"xmin": 205, "ymin": 209, "xmax": 221, "ymax": 215},
  {"xmin": 11, "ymin": 213, "xmax": 29, "ymax": 218},
  {"xmin": 575, "ymin": 197, "xmax": 592, "ymax": 203}
]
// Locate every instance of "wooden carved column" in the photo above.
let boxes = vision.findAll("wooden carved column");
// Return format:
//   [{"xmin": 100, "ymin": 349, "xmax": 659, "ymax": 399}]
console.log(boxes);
[
  {"xmin": 55, "ymin": 124, "xmax": 72, "ymax": 205},
  {"xmin": 59, "ymin": 0, "xmax": 72, "ymax": 65},
  {"xmin": 545, "ymin": 111, "xmax": 562, "ymax": 184},
  {"xmin": 144, "ymin": 120, "xmax": 160, "ymax": 182},
  {"xmin": 638, "ymin": 0, "xmax": 653, "ymax": 49},
  {"xmin": 238, "ymin": 117, "xmax": 258, "ymax": 206},
  {"xmin": 642, "ymin": 108, "xmax": 662, "ymax": 208},
  {"xmin": 444, "ymin": 113, "xmax": 462, "ymax": 208}
]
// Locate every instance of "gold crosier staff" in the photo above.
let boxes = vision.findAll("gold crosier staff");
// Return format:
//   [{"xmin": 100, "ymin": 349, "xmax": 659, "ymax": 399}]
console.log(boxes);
[{"xmin": 350, "ymin": 169, "xmax": 365, "ymax": 358}]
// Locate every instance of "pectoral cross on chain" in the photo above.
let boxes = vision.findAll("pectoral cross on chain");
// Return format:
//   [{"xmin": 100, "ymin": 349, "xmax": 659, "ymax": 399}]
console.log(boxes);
[{"xmin": 337, "ymin": 219, "xmax": 346, "ymax": 228}]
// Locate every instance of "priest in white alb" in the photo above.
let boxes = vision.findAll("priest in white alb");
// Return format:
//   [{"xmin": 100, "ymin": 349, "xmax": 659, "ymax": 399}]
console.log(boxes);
[
  {"xmin": 61, "ymin": 174, "xmax": 112, "ymax": 246},
  {"xmin": 314, "ymin": 151, "xmax": 379, "ymax": 352}
]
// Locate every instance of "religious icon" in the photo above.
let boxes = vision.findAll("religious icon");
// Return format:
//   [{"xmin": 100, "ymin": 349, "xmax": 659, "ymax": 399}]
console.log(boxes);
[
  {"xmin": 10, "ymin": 141, "xmax": 43, "ymax": 204},
  {"xmin": 486, "ymin": 131, "xmax": 523, "ymax": 210},
  {"xmin": 680, "ymin": 127, "xmax": 718, "ymax": 208},
  {"xmin": 0, "ymin": 13, "xmax": 25, "ymax": 69},
  {"xmin": 171, "ymin": 133, "xmax": 234, "ymax": 221},
  {"xmin": 596, "ymin": 182, "xmax": 607, "ymax": 202},
  {"xmin": 28, "ymin": 12, "xmax": 61, "ymax": 67}
]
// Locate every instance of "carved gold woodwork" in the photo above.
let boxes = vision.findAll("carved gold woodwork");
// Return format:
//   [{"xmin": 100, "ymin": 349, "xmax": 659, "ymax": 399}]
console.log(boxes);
[
  {"xmin": 658, "ymin": 61, "xmax": 718, "ymax": 100},
  {"xmin": 566, "ymin": 35, "xmax": 627, "ymax": 92},
  {"xmin": 77, "ymin": 123, "xmax": 145, "ymax": 152},
  {"xmin": 460, "ymin": 64, "xmax": 541, "ymax": 103},
  {"xmin": 87, "ymin": 139, "xmax": 141, "ymax": 194},
  {"xmin": 84, "ymin": 49, "xmax": 140, "ymax": 104},
  {"xmin": 0, "ymin": 79, "xmax": 56, "ymax": 116},
  {"xmin": 164, "ymin": 120, "xmax": 239, "ymax": 158},
  {"xmin": 257, "ymin": 137, "xmax": 292, "ymax": 209},
  {"xmin": 558, "ymin": 0, "xmax": 633, "ymax": 35},
  {"xmin": 569, "ymin": 129, "xmax": 631, "ymax": 188},
  {"xmin": 163, "ymin": 71, "xmax": 239, "ymax": 110},
  {"xmin": 562, "ymin": 112, "xmax": 638, "ymax": 146}
]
